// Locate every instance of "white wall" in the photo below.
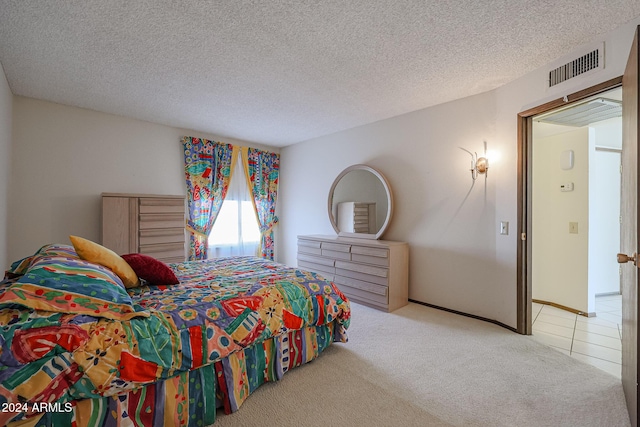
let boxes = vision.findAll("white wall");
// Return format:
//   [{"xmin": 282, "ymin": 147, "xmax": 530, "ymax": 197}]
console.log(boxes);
[
  {"xmin": 0, "ymin": 63, "xmax": 12, "ymax": 269},
  {"xmin": 532, "ymin": 128, "xmax": 590, "ymax": 313},
  {"xmin": 278, "ymin": 18, "xmax": 640, "ymax": 329},
  {"xmin": 279, "ymin": 90, "xmax": 501, "ymax": 321},
  {"xmin": 8, "ymin": 97, "xmax": 277, "ymax": 264}
]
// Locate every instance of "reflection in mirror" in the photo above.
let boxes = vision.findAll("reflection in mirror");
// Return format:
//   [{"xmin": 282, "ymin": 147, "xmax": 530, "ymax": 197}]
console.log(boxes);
[
  {"xmin": 328, "ymin": 165, "xmax": 393, "ymax": 239},
  {"xmin": 337, "ymin": 201, "xmax": 377, "ymax": 233}
]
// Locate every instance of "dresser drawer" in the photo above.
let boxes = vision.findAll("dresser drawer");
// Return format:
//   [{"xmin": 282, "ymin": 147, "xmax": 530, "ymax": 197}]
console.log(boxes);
[
  {"xmin": 139, "ymin": 198, "xmax": 184, "ymax": 214},
  {"xmin": 351, "ymin": 245, "xmax": 389, "ymax": 258},
  {"xmin": 321, "ymin": 242, "xmax": 350, "ymax": 253},
  {"xmin": 351, "ymin": 252, "xmax": 389, "ymax": 266},
  {"xmin": 335, "ymin": 260, "xmax": 388, "ymax": 278},
  {"xmin": 298, "ymin": 263, "xmax": 335, "ymax": 281},
  {"xmin": 335, "ymin": 267, "xmax": 388, "ymax": 286},
  {"xmin": 321, "ymin": 249, "xmax": 351, "ymax": 260},
  {"xmin": 298, "ymin": 239, "xmax": 322, "ymax": 255},
  {"xmin": 297, "ymin": 254, "xmax": 336, "ymax": 279},
  {"xmin": 351, "ymin": 245, "xmax": 389, "ymax": 266},
  {"xmin": 351, "ymin": 255, "xmax": 388, "ymax": 266},
  {"xmin": 139, "ymin": 228, "xmax": 185, "ymax": 245},
  {"xmin": 139, "ymin": 214, "xmax": 184, "ymax": 229},
  {"xmin": 334, "ymin": 275, "xmax": 388, "ymax": 296},
  {"xmin": 297, "ymin": 253, "xmax": 335, "ymax": 267},
  {"xmin": 339, "ymin": 285, "xmax": 389, "ymax": 306},
  {"xmin": 298, "ymin": 246, "xmax": 321, "ymax": 256}
]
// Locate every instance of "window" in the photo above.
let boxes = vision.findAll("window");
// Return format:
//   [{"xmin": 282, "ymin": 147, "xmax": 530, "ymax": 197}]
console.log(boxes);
[
  {"xmin": 208, "ymin": 155, "xmax": 260, "ymax": 257},
  {"xmin": 209, "ymin": 200, "xmax": 259, "ymax": 245}
]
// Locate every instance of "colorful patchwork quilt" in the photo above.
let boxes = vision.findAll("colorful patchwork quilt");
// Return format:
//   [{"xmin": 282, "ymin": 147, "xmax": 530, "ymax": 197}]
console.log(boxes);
[{"xmin": 0, "ymin": 252, "xmax": 350, "ymax": 425}]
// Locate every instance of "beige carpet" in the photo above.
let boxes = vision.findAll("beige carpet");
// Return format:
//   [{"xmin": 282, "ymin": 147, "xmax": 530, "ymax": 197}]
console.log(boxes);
[{"xmin": 212, "ymin": 302, "xmax": 630, "ymax": 427}]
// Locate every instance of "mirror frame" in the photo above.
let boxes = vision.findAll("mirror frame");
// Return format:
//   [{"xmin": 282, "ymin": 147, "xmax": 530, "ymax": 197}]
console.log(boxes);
[{"xmin": 327, "ymin": 164, "xmax": 394, "ymax": 240}]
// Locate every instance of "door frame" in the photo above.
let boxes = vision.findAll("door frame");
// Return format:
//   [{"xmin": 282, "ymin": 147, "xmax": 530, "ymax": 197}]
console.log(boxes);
[{"xmin": 516, "ymin": 76, "xmax": 623, "ymax": 334}]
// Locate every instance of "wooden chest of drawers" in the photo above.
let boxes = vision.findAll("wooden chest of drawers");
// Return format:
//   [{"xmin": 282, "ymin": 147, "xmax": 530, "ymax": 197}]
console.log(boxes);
[
  {"xmin": 102, "ymin": 193, "xmax": 186, "ymax": 263},
  {"xmin": 297, "ymin": 235, "xmax": 408, "ymax": 312}
]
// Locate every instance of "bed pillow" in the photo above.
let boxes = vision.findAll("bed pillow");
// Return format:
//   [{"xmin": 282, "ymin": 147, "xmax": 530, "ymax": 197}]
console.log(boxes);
[
  {"xmin": 5, "ymin": 244, "xmax": 79, "ymax": 277},
  {"xmin": 0, "ymin": 256, "xmax": 148, "ymax": 320},
  {"xmin": 69, "ymin": 235, "xmax": 139, "ymax": 288},
  {"xmin": 121, "ymin": 254, "xmax": 179, "ymax": 286}
]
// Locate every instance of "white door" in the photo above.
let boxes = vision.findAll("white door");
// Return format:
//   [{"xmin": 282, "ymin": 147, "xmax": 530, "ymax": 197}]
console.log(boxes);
[{"xmin": 620, "ymin": 25, "xmax": 640, "ymax": 427}]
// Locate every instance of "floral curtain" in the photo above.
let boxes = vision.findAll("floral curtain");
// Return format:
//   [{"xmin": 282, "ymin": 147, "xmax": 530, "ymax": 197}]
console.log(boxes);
[
  {"xmin": 183, "ymin": 137, "xmax": 238, "ymax": 260},
  {"xmin": 241, "ymin": 147, "xmax": 280, "ymax": 260}
]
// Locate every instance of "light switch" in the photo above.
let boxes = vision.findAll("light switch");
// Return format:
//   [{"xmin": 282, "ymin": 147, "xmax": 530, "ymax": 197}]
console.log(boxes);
[
  {"xmin": 569, "ymin": 222, "xmax": 578, "ymax": 234},
  {"xmin": 500, "ymin": 221, "xmax": 509, "ymax": 235}
]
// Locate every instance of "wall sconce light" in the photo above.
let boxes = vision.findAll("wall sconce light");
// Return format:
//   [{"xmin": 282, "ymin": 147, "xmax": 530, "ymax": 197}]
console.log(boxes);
[{"xmin": 460, "ymin": 141, "xmax": 489, "ymax": 181}]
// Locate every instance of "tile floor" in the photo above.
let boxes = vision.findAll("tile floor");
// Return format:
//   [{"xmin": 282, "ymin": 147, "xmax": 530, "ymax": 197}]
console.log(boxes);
[{"xmin": 531, "ymin": 294, "xmax": 622, "ymax": 378}]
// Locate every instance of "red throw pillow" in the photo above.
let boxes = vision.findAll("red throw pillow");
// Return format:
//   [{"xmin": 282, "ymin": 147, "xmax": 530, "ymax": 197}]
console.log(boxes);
[{"xmin": 121, "ymin": 254, "xmax": 179, "ymax": 286}]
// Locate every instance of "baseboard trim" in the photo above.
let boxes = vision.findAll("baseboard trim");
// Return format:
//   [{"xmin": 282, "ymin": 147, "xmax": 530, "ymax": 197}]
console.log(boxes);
[
  {"xmin": 532, "ymin": 299, "xmax": 593, "ymax": 317},
  {"xmin": 408, "ymin": 299, "xmax": 518, "ymax": 333}
]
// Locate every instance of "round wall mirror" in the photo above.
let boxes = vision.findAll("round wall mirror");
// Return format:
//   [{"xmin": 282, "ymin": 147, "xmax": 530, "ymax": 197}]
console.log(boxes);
[{"xmin": 327, "ymin": 164, "xmax": 393, "ymax": 239}]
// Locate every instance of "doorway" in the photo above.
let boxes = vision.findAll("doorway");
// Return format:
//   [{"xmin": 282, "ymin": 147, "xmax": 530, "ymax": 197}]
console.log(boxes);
[
  {"xmin": 517, "ymin": 77, "xmax": 623, "ymax": 337},
  {"xmin": 526, "ymin": 88, "xmax": 623, "ymax": 376},
  {"xmin": 531, "ymin": 88, "xmax": 622, "ymax": 315}
]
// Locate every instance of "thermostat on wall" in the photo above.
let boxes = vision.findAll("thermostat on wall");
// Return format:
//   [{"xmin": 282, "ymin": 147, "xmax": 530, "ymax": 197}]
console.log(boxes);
[
  {"xmin": 560, "ymin": 182, "xmax": 574, "ymax": 192},
  {"xmin": 560, "ymin": 150, "xmax": 574, "ymax": 170}
]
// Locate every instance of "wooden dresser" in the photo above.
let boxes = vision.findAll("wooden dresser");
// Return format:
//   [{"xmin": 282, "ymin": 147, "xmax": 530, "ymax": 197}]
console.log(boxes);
[
  {"xmin": 102, "ymin": 193, "xmax": 186, "ymax": 263},
  {"xmin": 297, "ymin": 235, "xmax": 408, "ymax": 312}
]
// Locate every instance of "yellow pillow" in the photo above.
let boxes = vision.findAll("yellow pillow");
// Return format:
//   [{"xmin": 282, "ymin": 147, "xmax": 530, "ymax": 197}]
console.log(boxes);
[{"xmin": 69, "ymin": 235, "xmax": 139, "ymax": 288}]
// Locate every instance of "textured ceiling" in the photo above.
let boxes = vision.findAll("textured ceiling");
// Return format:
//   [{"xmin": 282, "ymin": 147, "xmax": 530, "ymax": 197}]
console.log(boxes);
[{"xmin": 1, "ymin": 1, "xmax": 639, "ymax": 147}]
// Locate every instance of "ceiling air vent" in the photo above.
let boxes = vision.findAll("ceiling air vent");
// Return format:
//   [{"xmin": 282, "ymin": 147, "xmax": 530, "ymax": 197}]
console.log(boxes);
[
  {"xmin": 548, "ymin": 45, "xmax": 603, "ymax": 88},
  {"xmin": 536, "ymin": 98, "xmax": 621, "ymax": 127}
]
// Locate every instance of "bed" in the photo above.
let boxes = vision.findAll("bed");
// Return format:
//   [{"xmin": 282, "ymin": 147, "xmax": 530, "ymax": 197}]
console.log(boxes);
[{"xmin": 0, "ymin": 243, "xmax": 350, "ymax": 426}]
